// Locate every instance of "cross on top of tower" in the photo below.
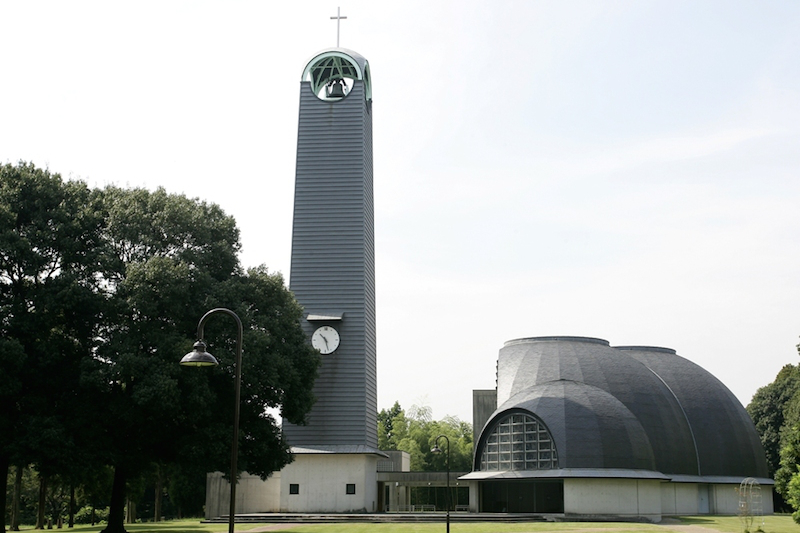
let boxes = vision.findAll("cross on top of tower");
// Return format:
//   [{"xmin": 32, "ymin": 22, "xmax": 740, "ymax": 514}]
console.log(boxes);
[{"xmin": 330, "ymin": 7, "xmax": 347, "ymax": 47}]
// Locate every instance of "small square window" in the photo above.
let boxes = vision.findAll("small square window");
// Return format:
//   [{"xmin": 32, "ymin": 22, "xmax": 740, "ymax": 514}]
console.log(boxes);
[
  {"xmin": 289, "ymin": 484, "xmax": 299, "ymax": 495},
  {"xmin": 346, "ymin": 483, "xmax": 356, "ymax": 495}
]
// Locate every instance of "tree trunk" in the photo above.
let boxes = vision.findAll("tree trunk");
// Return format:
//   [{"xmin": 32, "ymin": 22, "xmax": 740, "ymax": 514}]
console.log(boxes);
[
  {"xmin": 0, "ymin": 455, "xmax": 9, "ymax": 533},
  {"xmin": 68, "ymin": 485, "xmax": 76, "ymax": 528},
  {"xmin": 153, "ymin": 466, "xmax": 162, "ymax": 522},
  {"xmin": 36, "ymin": 476, "xmax": 48, "ymax": 529},
  {"xmin": 125, "ymin": 498, "xmax": 135, "ymax": 524},
  {"xmin": 12, "ymin": 464, "xmax": 23, "ymax": 531},
  {"xmin": 101, "ymin": 466, "xmax": 127, "ymax": 533}
]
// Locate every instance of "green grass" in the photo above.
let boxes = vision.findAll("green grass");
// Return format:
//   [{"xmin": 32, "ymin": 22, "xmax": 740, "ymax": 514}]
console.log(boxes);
[
  {"xmin": 7, "ymin": 515, "xmax": 798, "ymax": 533},
  {"xmin": 675, "ymin": 514, "xmax": 797, "ymax": 533}
]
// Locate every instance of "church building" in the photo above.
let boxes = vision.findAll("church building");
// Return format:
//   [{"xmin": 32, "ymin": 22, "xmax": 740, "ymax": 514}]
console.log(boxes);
[
  {"xmin": 463, "ymin": 336, "xmax": 772, "ymax": 520},
  {"xmin": 203, "ymin": 45, "xmax": 772, "ymax": 522}
]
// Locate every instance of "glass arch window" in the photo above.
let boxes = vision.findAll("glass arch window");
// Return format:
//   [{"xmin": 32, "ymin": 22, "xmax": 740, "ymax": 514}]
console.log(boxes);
[{"xmin": 480, "ymin": 412, "xmax": 558, "ymax": 471}]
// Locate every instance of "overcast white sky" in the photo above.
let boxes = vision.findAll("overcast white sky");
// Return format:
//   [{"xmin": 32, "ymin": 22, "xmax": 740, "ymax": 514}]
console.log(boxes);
[{"xmin": 2, "ymin": 1, "xmax": 799, "ymax": 424}]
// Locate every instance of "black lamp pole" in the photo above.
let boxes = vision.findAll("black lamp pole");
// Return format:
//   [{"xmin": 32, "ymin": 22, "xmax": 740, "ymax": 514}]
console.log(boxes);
[
  {"xmin": 180, "ymin": 308, "xmax": 243, "ymax": 533},
  {"xmin": 431, "ymin": 435, "xmax": 450, "ymax": 533}
]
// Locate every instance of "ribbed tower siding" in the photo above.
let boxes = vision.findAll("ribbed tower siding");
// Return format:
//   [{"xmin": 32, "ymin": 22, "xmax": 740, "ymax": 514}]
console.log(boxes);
[{"xmin": 283, "ymin": 75, "xmax": 377, "ymax": 448}]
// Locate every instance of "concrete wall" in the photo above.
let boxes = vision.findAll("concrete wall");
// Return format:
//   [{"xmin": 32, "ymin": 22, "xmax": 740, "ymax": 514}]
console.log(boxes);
[
  {"xmin": 564, "ymin": 478, "xmax": 662, "ymax": 522},
  {"xmin": 472, "ymin": 390, "xmax": 498, "ymax": 446},
  {"xmin": 279, "ymin": 454, "xmax": 379, "ymax": 512},
  {"xmin": 382, "ymin": 482, "xmax": 411, "ymax": 511},
  {"xmin": 467, "ymin": 480, "xmax": 480, "ymax": 512},
  {"xmin": 660, "ymin": 482, "xmax": 698, "ymax": 515},
  {"xmin": 660, "ymin": 483, "xmax": 774, "ymax": 516},
  {"xmin": 711, "ymin": 483, "xmax": 774, "ymax": 515},
  {"xmin": 377, "ymin": 450, "xmax": 410, "ymax": 472},
  {"xmin": 205, "ymin": 472, "xmax": 281, "ymax": 519}
]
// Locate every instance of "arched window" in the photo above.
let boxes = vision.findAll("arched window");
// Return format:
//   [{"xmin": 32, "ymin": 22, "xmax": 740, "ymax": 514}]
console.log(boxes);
[{"xmin": 480, "ymin": 412, "xmax": 558, "ymax": 471}]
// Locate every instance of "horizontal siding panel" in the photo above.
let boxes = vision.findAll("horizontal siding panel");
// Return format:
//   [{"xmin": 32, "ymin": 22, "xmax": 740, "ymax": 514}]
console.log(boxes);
[{"xmin": 284, "ymin": 78, "xmax": 376, "ymax": 448}]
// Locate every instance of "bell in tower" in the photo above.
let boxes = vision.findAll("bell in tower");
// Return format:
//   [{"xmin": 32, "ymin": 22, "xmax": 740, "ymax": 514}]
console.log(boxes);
[{"xmin": 326, "ymin": 78, "xmax": 347, "ymax": 98}]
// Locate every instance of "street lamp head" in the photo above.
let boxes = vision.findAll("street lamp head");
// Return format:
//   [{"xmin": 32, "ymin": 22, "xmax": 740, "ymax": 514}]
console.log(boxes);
[
  {"xmin": 431, "ymin": 444, "xmax": 442, "ymax": 454},
  {"xmin": 180, "ymin": 340, "xmax": 219, "ymax": 367}
]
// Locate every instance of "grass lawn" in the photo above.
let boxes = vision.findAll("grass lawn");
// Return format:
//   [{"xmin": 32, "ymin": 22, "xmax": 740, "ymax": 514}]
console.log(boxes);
[{"xmin": 7, "ymin": 516, "xmax": 798, "ymax": 533}]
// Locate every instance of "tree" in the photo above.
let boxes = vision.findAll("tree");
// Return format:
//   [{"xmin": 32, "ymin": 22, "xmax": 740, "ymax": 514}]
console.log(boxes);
[
  {"xmin": 83, "ymin": 187, "xmax": 319, "ymax": 533},
  {"xmin": 748, "ymin": 340, "xmax": 800, "ymax": 514},
  {"xmin": 377, "ymin": 402, "xmax": 473, "ymax": 509},
  {"xmin": 377, "ymin": 401, "xmax": 404, "ymax": 450},
  {"xmin": 0, "ymin": 162, "xmax": 106, "ymax": 531},
  {"xmin": 747, "ymin": 364, "xmax": 800, "ymax": 478},
  {"xmin": 0, "ymin": 168, "xmax": 319, "ymax": 531},
  {"xmin": 377, "ymin": 402, "xmax": 473, "ymax": 472}
]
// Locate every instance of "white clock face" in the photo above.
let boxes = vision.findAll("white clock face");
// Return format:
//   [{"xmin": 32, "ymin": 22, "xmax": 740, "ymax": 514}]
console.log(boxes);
[{"xmin": 312, "ymin": 325, "xmax": 340, "ymax": 354}]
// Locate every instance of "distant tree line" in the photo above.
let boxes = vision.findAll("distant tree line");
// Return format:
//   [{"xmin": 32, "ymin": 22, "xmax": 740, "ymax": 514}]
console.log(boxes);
[
  {"xmin": 0, "ymin": 162, "xmax": 320, "ymax": 533},
  {"xmin": 747, "ymin": 341, "xmax": 800, "ymax": 521},
  {"xmin": 377, "ymin": 401, "xmax": 473, "ymax": 507}
]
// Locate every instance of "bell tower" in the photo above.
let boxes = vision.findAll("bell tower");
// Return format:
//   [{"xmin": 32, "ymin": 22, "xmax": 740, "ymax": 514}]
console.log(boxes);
[{"xmin": 283, "ymin": 48, "xmax": 377, "ymax": 450}]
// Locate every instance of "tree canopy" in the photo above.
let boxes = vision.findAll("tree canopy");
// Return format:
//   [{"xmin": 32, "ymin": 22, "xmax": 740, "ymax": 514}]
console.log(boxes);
[
  {"xmin": 0, "ymin": 163, "xmax": 106, "ymax": 530},
  {"xmin": 378, "ymin": 402, "xmax": 473, "ymax": 472},
  {"xmin": 0, "ymin": 162, "xmax": 320, "ymax": 532},
  {"xmin": 747, "ymin": 343, "xmax": 800, "ymax": 518}
]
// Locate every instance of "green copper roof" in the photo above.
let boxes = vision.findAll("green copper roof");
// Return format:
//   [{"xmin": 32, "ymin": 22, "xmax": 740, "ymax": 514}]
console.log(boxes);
[{"xmin": 302, "ymin": 48, "xmax": 371, "ymax": 101}]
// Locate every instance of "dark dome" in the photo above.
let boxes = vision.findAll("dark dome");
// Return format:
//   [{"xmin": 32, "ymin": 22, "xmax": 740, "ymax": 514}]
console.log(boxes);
[
  {"xmin": 618, "ymin": 346, "xmax": 768, "ymax": 478},
  {"xmin": 474, "ymin": 337, "xmax": 768, "ymax": 479},
  {"xmin": 498, "ymin": 381, "xmax": 657, "ymax": 470}
]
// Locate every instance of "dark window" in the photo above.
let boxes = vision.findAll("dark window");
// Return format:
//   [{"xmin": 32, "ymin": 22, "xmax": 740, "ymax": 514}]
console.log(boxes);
[
  {"xmin": 346, "ymin": 483, "xmax": 356, "ymax": 495},
  {"xmin": 480, "ymin": 480, "xmax": 564, "ymax": 513},
  {"xmin": 289, "ymin": 484, "xmax": 299, "ymax": 495}
]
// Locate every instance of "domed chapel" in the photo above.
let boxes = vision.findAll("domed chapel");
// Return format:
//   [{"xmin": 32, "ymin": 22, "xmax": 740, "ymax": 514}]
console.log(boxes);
[{"xmin": 462, "ymin": 336, "xmax": 771, "ymax": 520}]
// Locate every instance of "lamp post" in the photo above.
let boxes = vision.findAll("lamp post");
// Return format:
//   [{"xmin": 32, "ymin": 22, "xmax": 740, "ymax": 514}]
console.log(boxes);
[
  {"xmin": 180, "ymin": 308, "xmax": 242, "ymax": 533},
  {"xmin": 431, "ymin": 435, "xmax": 450, "ymax": 533}
]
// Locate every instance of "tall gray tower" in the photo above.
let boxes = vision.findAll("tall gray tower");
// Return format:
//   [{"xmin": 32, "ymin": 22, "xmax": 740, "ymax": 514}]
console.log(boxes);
[{"xmin": 283, "ymin": 48, "xmax": 377, "ymax": 449}]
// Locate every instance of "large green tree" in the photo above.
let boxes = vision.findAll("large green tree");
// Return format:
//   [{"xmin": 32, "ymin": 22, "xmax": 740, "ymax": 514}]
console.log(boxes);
[
  {"xmin": 747, "ymin": 363, "xmax": 800, "ymax": 479},
  {"xmin": 83, "ymin": 186, "xmax": 319, "ymax": 533},
  {"xmin": 0, "ymin": 162, "xmax": 106, "ymax": 531},
  {"xmin": 747, "ymin": 340, "xmax": 800, "ymax": 514}
]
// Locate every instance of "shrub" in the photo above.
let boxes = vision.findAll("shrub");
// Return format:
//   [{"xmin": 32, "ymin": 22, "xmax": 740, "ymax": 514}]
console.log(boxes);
[{"xmin": 73, "ymin": 506, "xmax": 109, "ymax": 524}]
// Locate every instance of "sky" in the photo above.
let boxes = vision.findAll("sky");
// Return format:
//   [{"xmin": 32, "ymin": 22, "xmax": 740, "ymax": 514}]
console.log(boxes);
[{"xmin": 2, "ymin": 1, "xmax": 799, "ymax": 424}]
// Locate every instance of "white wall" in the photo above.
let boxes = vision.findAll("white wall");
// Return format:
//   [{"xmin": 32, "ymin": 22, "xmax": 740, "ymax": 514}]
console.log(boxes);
[
  {"xmin": 659, "ymin": 483, "xmax": 774, "ymax": 516},
  {"xmin": 564, "ymin": 478, "xmax": 662, "ymax": 522},
  {"xmin": 660, "ymin": 483, "xmax": 698, "ymax": 515},
  {"xmin": 279, "ymin": 454, "xmax": 379, "ymax": 513},
  {"xmin": 712, "ymin": 483, "xmax": 774, "ymax": 515},
  {"xmin": 205, "ymin": 471, "xmax": 281, "ymax": 518}
]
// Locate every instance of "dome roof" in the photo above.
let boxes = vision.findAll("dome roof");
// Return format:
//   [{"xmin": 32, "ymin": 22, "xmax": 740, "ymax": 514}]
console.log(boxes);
[
  {"xmin": 618, "ymin": 345, "xmax": 768, "ymax": 478},
  {"xmin": 475, "ymin": 336, "xmax": 768, "ymax": 479},
  {"xmin": 498, "ymin": 381, "xmax": 657, "ymax": 471}
]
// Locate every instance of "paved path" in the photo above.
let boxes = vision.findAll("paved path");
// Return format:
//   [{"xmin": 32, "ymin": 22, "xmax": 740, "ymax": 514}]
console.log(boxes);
[
  {"xmin": 238, "ymin": 519, "xmax": 725, "ymax": 533},
  {"xmin": 244, "ymin": 526, "xmax": 302, "ymax": 532}
]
